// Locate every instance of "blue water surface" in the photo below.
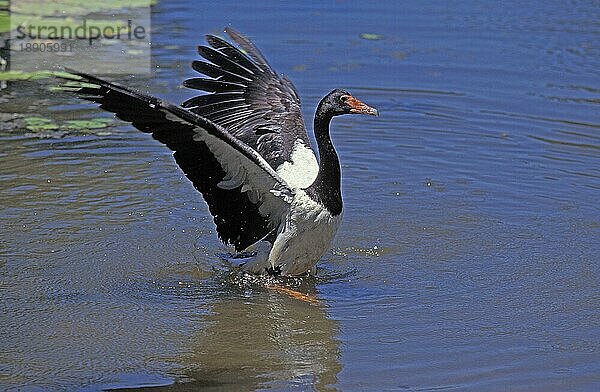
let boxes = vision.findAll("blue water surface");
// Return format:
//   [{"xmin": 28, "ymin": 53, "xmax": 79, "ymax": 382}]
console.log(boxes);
[{"xmin": 0, "ymin": 1, "xmax": 598, "ymax": 391}]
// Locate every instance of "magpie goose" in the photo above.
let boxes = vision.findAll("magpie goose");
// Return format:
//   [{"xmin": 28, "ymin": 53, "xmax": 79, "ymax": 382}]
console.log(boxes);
[{"xmin": 59, "ymin": 28, "xmax": 378, "ymax": 276}]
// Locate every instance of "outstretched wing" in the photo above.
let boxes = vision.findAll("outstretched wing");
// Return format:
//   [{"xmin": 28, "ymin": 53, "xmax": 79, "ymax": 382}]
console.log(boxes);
[
  {"xmin": 59, "ymin": 71, "xmax": 293, "ymax": 251},
  {"xmin": 182, "ymin": 28, "xmax": 319, "ymax": 189}
]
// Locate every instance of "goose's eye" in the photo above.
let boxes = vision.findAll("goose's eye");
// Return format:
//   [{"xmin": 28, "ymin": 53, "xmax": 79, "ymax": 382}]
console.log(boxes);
[{"xmin": 340, "ymin": 95, "xmax": 349, "ymax": 103}]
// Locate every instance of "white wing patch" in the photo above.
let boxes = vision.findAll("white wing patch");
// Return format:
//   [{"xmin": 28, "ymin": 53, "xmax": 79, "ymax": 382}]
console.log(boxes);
[
  {"xmin": 191, "ymin": 127, "xmax": 292, "ymax": 227},
  {"xmin": 275, "ymin": 140, "xmax": 319, "ymax": 189}
]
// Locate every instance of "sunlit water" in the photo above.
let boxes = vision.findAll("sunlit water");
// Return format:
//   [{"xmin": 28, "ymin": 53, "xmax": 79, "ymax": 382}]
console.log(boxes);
[{"xmin": 1, "ymin": 1, "xmax": 599, "ymax": 391}]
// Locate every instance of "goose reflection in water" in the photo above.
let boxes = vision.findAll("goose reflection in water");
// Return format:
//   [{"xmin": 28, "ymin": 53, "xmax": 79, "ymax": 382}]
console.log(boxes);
[{"xmin": 130, "ymin": 274, "xmax": 342, "ymax": 391}]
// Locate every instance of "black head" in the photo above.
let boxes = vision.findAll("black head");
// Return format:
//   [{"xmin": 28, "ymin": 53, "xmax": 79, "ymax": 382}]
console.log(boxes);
[{"xmin": 320, "ymin": 89, "xmax": 379, "ymax": 117}]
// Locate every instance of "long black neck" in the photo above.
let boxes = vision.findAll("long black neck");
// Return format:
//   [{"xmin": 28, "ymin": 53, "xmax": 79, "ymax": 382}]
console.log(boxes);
[{"xmin": 311, "ymin": 103, "xmax": 342, "ymax": 216}]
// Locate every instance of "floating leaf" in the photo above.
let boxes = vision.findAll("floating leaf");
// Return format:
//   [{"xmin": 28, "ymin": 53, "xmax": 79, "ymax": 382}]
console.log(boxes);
[
  {"xmin": 24, "ymin": 117, "xmax": 59, "ymax": 131},
  {"xmin": 360, "ymin": 33, "xmax": 384, "ymax": 41},
  {"xmin": 0, "ymin": 70, "xmax": 80, "ymax": 81},
  {"xmin": 64, "ymin": 118, "xmax": 112, "ymax": 131}
]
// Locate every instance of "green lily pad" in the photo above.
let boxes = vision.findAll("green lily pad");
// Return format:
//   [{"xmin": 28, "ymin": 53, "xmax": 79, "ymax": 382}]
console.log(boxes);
[
  {"xmin": 64, "ymin": 118, "xmax": 112, "ymax": 131},
  {"xmin": 2, "ymin": 0, "xmax": 156, "ymax": 34},
  {"xmin": 10, "ymin": 0, "xmax": 156, "ymax": 17},
  {"xmin": 9, "ymin": 15, "xmax": 129, "ymax": 38},
  {"xmin": 0, "ymin": 70, "xmax": 76, "ymax": 81},
  {"xmin": 24, "ymin": 116, "xmax": 59, "ymax": 131},
  {"xmin": 360, "ymin": 33, "xmax": 384, "ymax": 41},
  {"xmin": 0, "ymin": 11, "xmax": 8, "ymax": 34},
  {"xmin": 14, "ymin": 115, "xmax": 114, "ymax": 135}
]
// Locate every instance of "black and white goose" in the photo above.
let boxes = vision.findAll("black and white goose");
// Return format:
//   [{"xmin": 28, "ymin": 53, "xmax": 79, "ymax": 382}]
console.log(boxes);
[{"xmin": 59, "ymin": 28, "xmax": 378, "ymax": 276}]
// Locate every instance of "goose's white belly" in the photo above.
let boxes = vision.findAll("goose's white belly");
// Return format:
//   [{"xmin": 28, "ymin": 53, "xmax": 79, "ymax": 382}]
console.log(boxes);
[{"xmin": 269, "ymin": 191, "xmax": 342, "ymax": 276}]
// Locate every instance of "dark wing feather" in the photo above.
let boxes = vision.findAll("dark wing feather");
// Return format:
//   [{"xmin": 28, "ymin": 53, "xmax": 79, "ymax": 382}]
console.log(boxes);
[
  {"xmin": 183, "ymin": 28, "xmax": 317, "ymax": 176},
  {"xmin": 59, "ymin": 71, "xmax": 288, "ymax": 251},
  {"xmin": 224, "ymin": 27, "xmax": 273, "ymax": 69}
]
